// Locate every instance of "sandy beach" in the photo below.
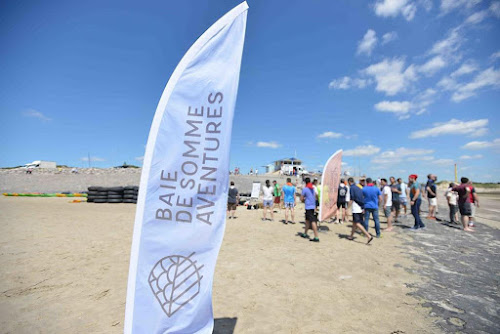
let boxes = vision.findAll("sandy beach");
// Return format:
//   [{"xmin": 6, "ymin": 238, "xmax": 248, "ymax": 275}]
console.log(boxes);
[{"xmin": 0, "ymin": 196, "xmax": 445, "ymax": 333}]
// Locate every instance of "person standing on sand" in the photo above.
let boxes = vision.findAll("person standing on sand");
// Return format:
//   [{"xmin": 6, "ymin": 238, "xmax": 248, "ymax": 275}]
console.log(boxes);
[
  {"xmin": 299, "ymin": 177, "xmax": 319, "ymax": 242},
  {"xmin": 227, "ymin": 181, "xmax": 239, "ymax": 219},
  {"xmin": 398, "ymin": 178, "xmax": 408, "ymax": 216},
  {"xmin": 336, "ymin": 179, "xmax": 348, "ymax": 224},
  {"xmin": 281, "ymin": 178, "xmax": 296, "ymax": 224},
  {"xmin": 452, "ymin": 178, "xmax": 475, "ymax": 232},
  {"xmin": 362, "ymin": 177, "xmax": 382, "ymax": 238},
  {"xmin": 445, "ymin": 183, "xmax": 459, "ymax": 224},
  {"xmin": 261, "ymin": 180, "xmax": 274, "ymax": 221},
  {"xmin": 468, "ymin": 181, "xmax": 479, "ymax": 228},
  {"xmin": 347, "ymin": 177, "xmax": 373, "ymax": 244},
  {"xmin": 381, "ymin": 178, "xmax": 393, "ymax": 232},
  {"xmin": 408, "ymin": 174, "xmax": 425, "ymax": 231},
  {"xmin": 390, "ymin": 176, "xmax": 401, "ymax": 224},
  {"xmin": 426, "ymin": 175, "xmax": 437, "ymax": 220},
  {"xmin": 272, "ymin": 180, "xmax": 282, "ymax": 212}
]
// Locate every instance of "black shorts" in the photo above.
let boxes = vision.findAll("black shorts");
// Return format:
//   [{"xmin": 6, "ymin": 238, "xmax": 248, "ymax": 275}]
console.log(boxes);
[
  {"xmin": 459, "ymin": 202, "xmax": 472, "ymax": 216},
  {"xmin": 305, "ymin": 209, "xmax": 317, "ymax": 222},
  {"xmin": 337, "ymin": 201, "xmax": 347, "ymax": 209},
  {"xmin": 391, "ymin": 201, "xmax": 400, "ymax": 213},
  {"xmin": 353, "ymin": 212, "xmax": 363, "ymax": 223}
]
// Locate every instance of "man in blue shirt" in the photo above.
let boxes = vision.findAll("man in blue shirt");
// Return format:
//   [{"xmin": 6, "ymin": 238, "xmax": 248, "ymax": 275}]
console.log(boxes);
[
  {"xmin": 281, "ymin": 178, "xmax": 296, "ymax": 224},
  {"xmin": 362, "ymin": 177, "xmax": 382, "ymax": 237},
  {"xmin": 299, "ymin": 177, "xmax": 319, "ymax": 242}
]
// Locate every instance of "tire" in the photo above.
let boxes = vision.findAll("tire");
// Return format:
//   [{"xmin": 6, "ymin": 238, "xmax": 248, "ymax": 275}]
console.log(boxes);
[
  {"xmin": 107, "ymin": 199, "xmax": 123, "ymax": 203},
  {"xmin": 87, "ymin": 198, "xmax": 94, "ymax": 202},
  {"xmin": 108, "ymin": 191, "xmax": 123, "ymax": 196},
  {"xmin": 92, "ymin": 195, "xmax": 108, "ymax": 200},
  {"xmin": 124, "ymin": 190, "xmax": 136, "ymax": 195},
  {"xmin": 124, "ymin": 195, "xmax": 135, "ymax": 199},
  {"xmin": 106, "ymin": 187, "xmax": 124, "ymax": 192},
  {"xmin": 88, "ymin": 186, "xmax": 103, "ymax": 191},
  {"xmin": 124, "ymin": 186, "xmax": 137, "ymax": 190},
  {"xmin": 108, "ymin": 195, "xmax": 123, "ymax": 199},
  {"xmin": 94, "ymin": 199, "xmax": 108, "ymax": 203},
  {"xmin": 97, "ymin": 191, "xmax": 108, "ymax": 196},
  {"xmin": 87, "ymin": 191, "xmax": 100, "ymax": 196},
  {"xmin": 123, "ymin": 199, "xmax": 137, "ymax": 203}
]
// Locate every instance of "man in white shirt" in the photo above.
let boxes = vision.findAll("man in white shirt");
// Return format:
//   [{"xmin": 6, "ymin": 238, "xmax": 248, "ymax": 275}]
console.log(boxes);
[
  {"xmin": 445, "ymin": 183, "xmax": 459, "ymax": 224},
  {"xmin": 398, "ymin": 178, "xmax": 408, "ymax": 216},
  {"xmin": 261, "ymin": 180, "xmax": 274, "ymax": 221},
  {"xmin": 381, "ymin": 178, "xmax": 393, "ymax": 231}
]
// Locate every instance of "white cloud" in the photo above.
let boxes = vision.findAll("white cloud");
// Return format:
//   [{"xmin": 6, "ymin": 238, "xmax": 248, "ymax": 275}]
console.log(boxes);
[
  {"xmin": 135, "ymin": 156, "xmax": 144, "ymax": 162},
  {"xmin": 382, "ymin": 31, "xmax": 398, "ymax": 45},
  {"xmin": 451, "ymin": 67, "xmax": 500, "ymax": 102},
  {"xmin": 434, "ymin": 158, "xmax": 455, "ymax": 166},
  {"xmin": 317, "ymin": 131, "xmax": 343, "ymax": 139},
  {"xmin": 81, "ymin": 156, "xmax": 105, "ymax": 162},
  {"xmin": 256, "ymin": 141, "xmax": 281, "ymax": 149},
  {"xmin": 491, "ymin": 1, "xmax": 500, "ymax": 17},
  {"xmin": 372, "ymin": 147, "xmax": 434, "ymax": 165},
  {"xmin": 465, "ymin": 9, "xmax": 489, "ymax": 24},
  {"xmin": 429, "ymin": 28, "xmax": 464, "ymax": 59},
  {"xmin": 419, "ymin": 0, "xmax": 433, "ymax": 11},
  {"xmin": 410, "ymin": 119, "xmax": 489, "ymax": 139},
  {"xmin": 328, "ymin": 76, "xmax": 371, "ymax": 90},
  {"xmin": 437, "ymin": 62, "xmax": 478, "ymax": 92},
  {"xmin": 23, "ymin": 109, "xmax": 51, "ymax": 121},
  {"xmin": 419, "ymin": 56, "xmax": 447, "ymax": 76},
  {"xmin": 374, "ymin": 100, "xmax": 412, "ymax": 119},
  {"xmin": 413, "ymin": 88, "xmax": 437, "ymax": 114},
  {"xmin": 407, "ymin": 156, "xmax": 434, "ymax": 161},
  {"xmin": 437, "ymin": 76, "xmax": 458, "ymax": 90},
  {"xmin": 451, "ymin": 61, "xmax": 478, "ymax": 77},
  {"xmin": 461, "ymin": 138, "xmax": 500, "ymax": 150},
  {"xmin": 490, "ymin": 51, "xmax": 500, "ymax": 61},
  {"xmin": 374, "ymin": 0, "xmax": 417, "ymax": 21},
  {"xmin": 343, "ymin": 145, "xmax": 381, "ymax": 156},
  {"xmin": 357, "ymin": 29, "xmax": 378, "ymax": 56},
  {"xmin": 364, "ymin": 58, "xmax": 417, "ymax": 95},
  {"xmin": 440, "ymin": 0, "xmax": 482, "ymax": 14},
  {"xmin": 459, "ymin": 154, "xmax": 483, "ymax": 159}
]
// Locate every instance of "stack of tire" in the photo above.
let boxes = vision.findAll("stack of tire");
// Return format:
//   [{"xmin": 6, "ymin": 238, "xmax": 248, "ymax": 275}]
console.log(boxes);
[
  {"xmin": 87, "ymin": 187, "xmax": 109, "ymax": 203},
  {"xmin": 123, "ymin": 186, "xmax": 138, "ymax": 204},
  {"xmin": 107, "ymin": 187, "xmax": 124, "ymax": 203}
]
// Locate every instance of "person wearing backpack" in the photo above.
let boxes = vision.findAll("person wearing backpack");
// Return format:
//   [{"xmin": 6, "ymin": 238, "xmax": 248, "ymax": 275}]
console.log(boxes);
[{"xmin": 336, "ymin": 179, "xmax": 348, "ymax": 224}]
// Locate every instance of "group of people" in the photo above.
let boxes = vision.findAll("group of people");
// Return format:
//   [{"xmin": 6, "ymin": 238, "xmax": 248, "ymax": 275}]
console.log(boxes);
[{"xmin": 226, "ymin": 173, "xmax": 480, "ymax": 244}]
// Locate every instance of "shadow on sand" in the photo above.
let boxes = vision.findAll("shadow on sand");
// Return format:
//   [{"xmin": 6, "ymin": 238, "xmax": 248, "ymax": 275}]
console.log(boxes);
[{"xmin": 213, "ymin": 317, "xmax": 237, "ymax": 334}]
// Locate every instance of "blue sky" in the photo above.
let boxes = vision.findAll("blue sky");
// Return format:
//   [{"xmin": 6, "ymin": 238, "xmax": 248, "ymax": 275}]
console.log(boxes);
[{"xmin": 1, "ymin": 0, "xmax": 499, "ymax": 181}]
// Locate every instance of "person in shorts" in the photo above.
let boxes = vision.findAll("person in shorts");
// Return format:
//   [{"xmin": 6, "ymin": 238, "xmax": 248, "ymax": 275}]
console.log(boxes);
[
  {"xmin": 381, "ymin": 178, "xmax": 394, "ymax": 231},
  {"xmin": 227, "ymin": 181, "xmax": 239, "ymax": 219},
  {"xmin": 452, "ymin": 177, "xmax": 474, "ymax": 232},
  {"xmin": 299, "ymin": 177, "xmax": 319, "ymax": 242},
  {"xmin": 390, "ymin": 177, "xmax": 401, "ymax": 223},
  {"xmin": 281, "ymin": 178, "xmax": 296, "ymax": 224},
  {"xmin": 261, "ymin": 180, "xmax": 274, "ymax": 221},
  {"xmin": 347, "ymin": 177, "xmax": 373, "ymax": 244},
  {"xmin": 426, "ymin": 175, "xmax": 437, "ymax": 219},
  {"xmin": 272, "ymin": 180, "xmax": 282, "ymax": 212},
  {"xmin": 468, "ymin": 181, "xmax": 480, "ymax": 228},
  {"xmin": 398, "ymin": 178, "xmax": 408, "ymax": 215},
  {"xmin": 445, "ymin": 183, "xmax": 459, "ymax": 224},
  {"xmin": 336, "ymin": 179, "xmax": 348, "ymax": 224}
]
